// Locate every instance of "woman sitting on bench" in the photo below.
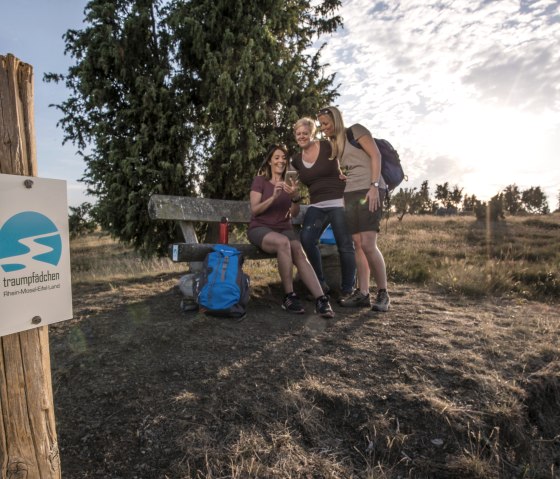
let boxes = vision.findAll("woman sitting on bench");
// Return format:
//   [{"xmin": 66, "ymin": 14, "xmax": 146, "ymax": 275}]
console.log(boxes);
[{"xmin": 247, "ymin": 144, "xmax": 335, "ymax": 318}]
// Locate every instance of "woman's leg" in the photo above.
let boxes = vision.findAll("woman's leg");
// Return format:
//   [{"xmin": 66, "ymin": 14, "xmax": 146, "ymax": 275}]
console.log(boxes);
[
  {"xmin": 358, "ymin": 230, "xmax": 387, "ymax": 290},
  {"xmin": 290, "ymin": 239, "xmax": 334, "ymax": 317},
  {"xmin": 260, "ymin": 231, "xmax": 295, "ymax": 294},
  {"xmin": 352, "ymin": 233, "xmax": 371, "ymax": 293},
  {"xmin": 290, "ymin": 239, "xmax": 324, "ymax": 298},
  {"xmin": 299, "ymin": 207, "xmax": 329, "ymax": 284},
  {"xmin": 328, "ymin": 207, "xmax": 356, "ymax": 293}
]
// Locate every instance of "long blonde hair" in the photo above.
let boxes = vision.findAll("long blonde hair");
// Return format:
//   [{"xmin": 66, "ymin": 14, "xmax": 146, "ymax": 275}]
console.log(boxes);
[{"xmin": 317, "ymin": 106, "xmax": 346, "ymax": 160}]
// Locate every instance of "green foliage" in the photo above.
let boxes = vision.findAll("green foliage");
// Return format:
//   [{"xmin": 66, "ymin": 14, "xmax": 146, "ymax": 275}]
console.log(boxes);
[
  {"xmin": 474, "ymin": 194, "xmax": 505, "ymax": 222},
  {"xmin": 46, "ymin": 0, "xmax": 341, "ymax": 255},
  {"xmin": 503, "ymin": 184, "xmax": 522, "ymax": 215},
  {"xmin": 521, "ymin": 186, "xmax": 549, "ymax": 214},
  {"xmin": 68, "ymin": 202, "xmax": 98, "ymax": 238},
  {"xmin": 167, "ymin": 0, "xmax": 341, "ymax": 200},
  {"xmin": 435, "ymin": 181, "xmax": 463, "ymax": 212}
]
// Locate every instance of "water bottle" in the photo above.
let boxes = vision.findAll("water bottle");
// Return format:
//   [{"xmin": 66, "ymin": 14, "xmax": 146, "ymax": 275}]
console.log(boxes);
[{"xmin": 219, "ymin": 216, "xmax": 229, "ymax": 244}]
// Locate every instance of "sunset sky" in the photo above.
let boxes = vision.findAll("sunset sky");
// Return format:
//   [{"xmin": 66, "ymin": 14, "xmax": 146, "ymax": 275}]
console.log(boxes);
[{"xmin": 2, "ymin": 0, "xmax": 559, "ymax": 208}]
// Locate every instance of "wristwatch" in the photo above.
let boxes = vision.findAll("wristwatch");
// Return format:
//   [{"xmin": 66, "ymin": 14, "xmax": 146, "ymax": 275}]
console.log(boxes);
[{"xmin": 370, "ymin": 181, "xmax": 380, "ymax": 188}]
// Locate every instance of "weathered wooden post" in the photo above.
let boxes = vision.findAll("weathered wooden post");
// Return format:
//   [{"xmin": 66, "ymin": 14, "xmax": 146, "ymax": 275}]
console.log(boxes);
[{"xmin": 0, "ymin": 54, "xmax": 61, "ymax": 478}]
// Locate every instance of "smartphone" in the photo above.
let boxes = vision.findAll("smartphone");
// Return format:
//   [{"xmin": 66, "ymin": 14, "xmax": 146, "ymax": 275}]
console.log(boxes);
[{"xmin": 285, "ymin": 170, "xmax": 299, "ymax": 185}]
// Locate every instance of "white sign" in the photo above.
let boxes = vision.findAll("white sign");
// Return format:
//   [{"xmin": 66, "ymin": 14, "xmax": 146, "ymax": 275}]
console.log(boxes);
[{"xmin": 0, "ymin": 174, "xmax": 73, "ymax": 336}]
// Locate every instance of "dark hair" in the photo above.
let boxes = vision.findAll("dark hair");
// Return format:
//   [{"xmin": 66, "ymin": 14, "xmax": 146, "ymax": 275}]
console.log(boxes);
[{"xmin": 258, "ymin": 144, "xmax": 289, "ymax": 180}]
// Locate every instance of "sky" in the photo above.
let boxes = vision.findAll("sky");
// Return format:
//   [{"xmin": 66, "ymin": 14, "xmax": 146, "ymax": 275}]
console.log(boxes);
[{"xmin": 1, "ymin": 0, "xmax": 559, "ymax": 208}]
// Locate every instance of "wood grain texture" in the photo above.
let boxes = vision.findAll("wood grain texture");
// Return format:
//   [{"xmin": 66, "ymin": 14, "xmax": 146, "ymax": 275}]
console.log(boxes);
[{"xmin": 0, "ymin": 54, "xmax": 60, "ymax": 479}]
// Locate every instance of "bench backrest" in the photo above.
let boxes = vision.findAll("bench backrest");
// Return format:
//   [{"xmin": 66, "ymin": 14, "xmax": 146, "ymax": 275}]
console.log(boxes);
[{"xmin": 148, "ymin": 194, "xmax": 306, "ymax": 224}]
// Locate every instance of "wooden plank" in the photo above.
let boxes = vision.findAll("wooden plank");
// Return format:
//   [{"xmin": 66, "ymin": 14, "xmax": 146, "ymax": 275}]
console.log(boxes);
[
  {"xmin": 149, "ymin": 195, "xmax": 252, "ymax": 223},
  {"xmin": 169, "ymin": 243, "xmax": 274, "ymax": 262},
  {"xmin": 149, "ymin": 194, "xmax": 307, "ymax": 224},
  {"xmin": 168, "ymin": 242, "xmax": 338, "ymax": 263}
]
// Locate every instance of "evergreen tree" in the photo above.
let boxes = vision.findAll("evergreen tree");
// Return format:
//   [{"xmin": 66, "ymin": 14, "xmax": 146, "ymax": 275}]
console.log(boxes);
[
  {"xmin": 46, "ymin": 0, "xmax": 192, "ymax": 255},
  {"xmin": 46, "ymin": 0, "xmax": 341, "ymax": 255},
  {"xmin": 168, "ymin": 0, "xmax": 341, "ymax": 200}
]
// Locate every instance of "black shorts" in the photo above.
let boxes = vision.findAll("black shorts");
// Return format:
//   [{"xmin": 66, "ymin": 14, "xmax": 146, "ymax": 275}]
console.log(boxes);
[
  {"xmin": 247, "ymin": 226, "xmax": 299, "ymax": 248},
  {"xmin": 344, "ymin": 189, "xmax": 385, "ymax": 234}
]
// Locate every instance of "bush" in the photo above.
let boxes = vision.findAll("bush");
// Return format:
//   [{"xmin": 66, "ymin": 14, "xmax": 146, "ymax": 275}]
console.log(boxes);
[{"xmin": 69, "ymin": 202, "xmax": 98, "ymax": 239}]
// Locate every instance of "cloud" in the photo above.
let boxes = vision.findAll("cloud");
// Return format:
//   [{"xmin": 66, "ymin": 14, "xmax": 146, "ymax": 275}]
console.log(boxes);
[{"xmin": 317, "ymin": 0, "xmax": 560, "ymax": 201}]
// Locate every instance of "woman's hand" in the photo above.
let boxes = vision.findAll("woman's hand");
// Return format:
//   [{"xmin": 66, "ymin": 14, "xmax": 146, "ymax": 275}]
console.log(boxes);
[
  {"xmin": 281, "ymin": 180, "xmax": 299, "ymax": 200},
  {"xmin": 365, "ymin": 186, "xmax": 381, "ymax": 212}
]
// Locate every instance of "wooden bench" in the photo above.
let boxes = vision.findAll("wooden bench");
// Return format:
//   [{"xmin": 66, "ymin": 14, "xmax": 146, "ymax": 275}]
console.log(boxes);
[{"xmin": 148, "ymin": 194, "xmax": 322, "ymax": 263}]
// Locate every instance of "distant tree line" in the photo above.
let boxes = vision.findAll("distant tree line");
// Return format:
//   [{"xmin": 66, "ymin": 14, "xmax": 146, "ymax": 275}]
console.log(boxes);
[{"xmin": 390, "ymin": 182, "xmax": 554, "ymax": 222}]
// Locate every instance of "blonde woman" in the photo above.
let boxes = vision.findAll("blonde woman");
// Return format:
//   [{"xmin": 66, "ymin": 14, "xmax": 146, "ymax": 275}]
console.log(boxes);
[
  {"xmin": 316, "ymin": 107, "xmax": 390, "ymax": 312},
  {"xmin": 291, "ymin": 117, "xmax": 356, "ymax": 298},
  {"xmin": 247, "ymin": 144, "xmax": 335, "ymax": 318}
]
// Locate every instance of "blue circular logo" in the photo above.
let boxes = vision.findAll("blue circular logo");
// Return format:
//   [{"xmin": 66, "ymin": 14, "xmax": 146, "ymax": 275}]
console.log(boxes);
[{"xmin": 0, "ymin": 211, "xmax": 62, "ymax": 273}]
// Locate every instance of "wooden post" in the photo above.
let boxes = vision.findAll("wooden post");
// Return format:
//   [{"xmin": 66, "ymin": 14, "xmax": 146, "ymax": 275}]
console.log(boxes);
[{"xmin": 0, "ymin": 54, "xmax": 61, "ymax": 479}]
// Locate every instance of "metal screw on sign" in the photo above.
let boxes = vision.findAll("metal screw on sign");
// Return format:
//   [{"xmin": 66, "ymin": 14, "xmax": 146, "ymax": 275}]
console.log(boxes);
[
  {"xmin": 31, "ymin": 316, "xmax": 42, "ymax": 325},
  {"xmin": 24, "ymin": 179, "xmax": 34, "ymax": 188}
]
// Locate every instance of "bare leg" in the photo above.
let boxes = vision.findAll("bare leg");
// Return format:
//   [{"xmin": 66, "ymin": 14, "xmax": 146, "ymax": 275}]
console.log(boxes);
[
  {"xmin": 290, "ymin": 240, "xmax": 324, "ymax": 298},
  {"xmin": 358, "ymin": 230, "xmax": 387, "ymax": 290},
  {"xmin": 260, "ymin": 232, "xmax": 295, "ymax": 294},
  {"xmin": 353, "ymin": 233, "xmax": 371, "ymax": 294}
]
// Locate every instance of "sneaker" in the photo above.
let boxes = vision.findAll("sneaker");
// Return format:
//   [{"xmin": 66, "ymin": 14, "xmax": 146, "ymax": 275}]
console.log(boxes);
[
  {"xmin": 315, "ymin": 295, "xmax": 335, "ymax": 319},
  {"xmin": 371, "ymin": 289, "xmax": 390, "ymax": 312},
  {"xmin": 338, "ymin": 289, "xmax": 370, "ymax": 307},
  {"xmin": 282, "ymin": 293, "xmax": 305, "ymax": 314}
]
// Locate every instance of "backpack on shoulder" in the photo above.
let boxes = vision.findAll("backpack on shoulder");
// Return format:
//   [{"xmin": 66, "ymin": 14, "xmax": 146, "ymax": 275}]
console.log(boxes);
[
  {"xmin": 194, "ymin": 244, "xmax": 250, "ymax": 319},
  {"xmin": 346, "ymin": 128, "xmax": 406, "ymax": 192}
]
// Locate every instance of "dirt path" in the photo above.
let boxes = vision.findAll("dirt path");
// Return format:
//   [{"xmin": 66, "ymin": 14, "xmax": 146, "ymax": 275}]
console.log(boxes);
[{"xmin": 49, "ymin": 275, "xmax": 560, "ymax": 478}]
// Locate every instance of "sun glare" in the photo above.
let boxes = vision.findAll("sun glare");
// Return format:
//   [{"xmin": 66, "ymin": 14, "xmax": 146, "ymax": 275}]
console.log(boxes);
[{"xmin": 442, "ymin": 102, "xmax": 547, "ymax": 171}]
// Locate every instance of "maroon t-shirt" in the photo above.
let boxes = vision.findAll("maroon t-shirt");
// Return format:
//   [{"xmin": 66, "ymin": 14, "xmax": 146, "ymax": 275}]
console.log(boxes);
[
  {"xmin": 291, "ymin": 140, "xmax": 345, "ymax": 204},
  {"xmin": 248, "ymin": 176, "xmax": 293, "ymax": 231}
]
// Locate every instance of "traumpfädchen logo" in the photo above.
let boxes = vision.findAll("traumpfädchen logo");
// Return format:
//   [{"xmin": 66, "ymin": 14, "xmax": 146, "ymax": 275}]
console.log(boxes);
[{"xmin": 0, "ymin": 211, "xmax": 62, "ymax": 273}]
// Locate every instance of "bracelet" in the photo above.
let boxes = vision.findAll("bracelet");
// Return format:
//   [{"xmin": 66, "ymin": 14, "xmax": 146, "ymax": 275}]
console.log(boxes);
[{"xmin": 291, "ymin": 196, "xmax": 301, "ymax": 203}]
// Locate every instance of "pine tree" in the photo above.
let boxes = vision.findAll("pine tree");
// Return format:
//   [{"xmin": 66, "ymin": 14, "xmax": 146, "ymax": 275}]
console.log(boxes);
[
  {"xmin": 46, "ymin": 0, "xmax": 192, "ymax": 255},
  {"xmin": 47, "ymin": 0, "xmax": 341, "ymax": 254},
  {"xmin": 168, "ymin": 0, "xmax": 341, "ymax": 199}
]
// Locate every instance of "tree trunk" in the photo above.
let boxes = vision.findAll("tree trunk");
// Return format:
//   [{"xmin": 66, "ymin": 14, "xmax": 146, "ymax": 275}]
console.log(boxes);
[{"xmin": 0, "ymin": 54, "xmax": 61, "ymax": 479}]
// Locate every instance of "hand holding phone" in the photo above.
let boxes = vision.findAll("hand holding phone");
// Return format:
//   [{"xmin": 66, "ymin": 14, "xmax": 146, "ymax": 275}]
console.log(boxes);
[{"xmin": 285, "ymin": 170, "xmax": 299, "ymax": 186}]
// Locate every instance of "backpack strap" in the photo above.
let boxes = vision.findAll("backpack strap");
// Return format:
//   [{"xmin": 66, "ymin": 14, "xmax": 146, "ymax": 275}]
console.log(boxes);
[{"xmin": 346, "ymin": 128, "xmax": 362, "ymax": 149}]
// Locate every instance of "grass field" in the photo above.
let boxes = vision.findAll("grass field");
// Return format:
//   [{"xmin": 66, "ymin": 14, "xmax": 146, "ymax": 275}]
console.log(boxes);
[{"xmin": 59, "ymin": 214, "xmax": 560, "ymax": 478}]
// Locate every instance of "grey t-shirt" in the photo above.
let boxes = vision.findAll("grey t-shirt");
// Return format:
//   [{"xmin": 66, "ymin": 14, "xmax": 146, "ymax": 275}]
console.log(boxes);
[{"xmin": 341, "ymin": 124, "xmax": 387, "ymax": 192}]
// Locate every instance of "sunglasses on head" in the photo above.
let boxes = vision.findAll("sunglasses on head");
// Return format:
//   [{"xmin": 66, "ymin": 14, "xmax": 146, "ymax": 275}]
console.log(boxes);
[{"xmin": 317, "ymin": 108, "xmax": 333, "ymax": 117}]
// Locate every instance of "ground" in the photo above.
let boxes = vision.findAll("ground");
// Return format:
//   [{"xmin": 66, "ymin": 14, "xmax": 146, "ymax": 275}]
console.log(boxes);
[{"xmin": 49, "ymin": 269, "xmax": 559, "ymax": 479}]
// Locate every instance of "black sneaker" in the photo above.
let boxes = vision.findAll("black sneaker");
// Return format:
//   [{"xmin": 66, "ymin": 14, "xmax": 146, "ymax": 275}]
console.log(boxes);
[
  {"xmin": 371, "ymin": 289, "xmax": 390, "ymax": 312},
  {"xmin": 338, "ymin": 289, "xmax": 370, "ymax": 307},
  {"xmin": 315, "ymin": 295, "xmax": 335, "ymax": 319},
  {"xmin": 282, "ymin": 293, "xmax": 305, "ymax": 314}
]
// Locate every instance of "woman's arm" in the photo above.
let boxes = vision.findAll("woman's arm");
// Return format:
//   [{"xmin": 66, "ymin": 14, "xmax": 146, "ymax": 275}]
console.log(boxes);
[{"xmin": 357, "ymin": 134, "xmax": 382, "ymax": 212}]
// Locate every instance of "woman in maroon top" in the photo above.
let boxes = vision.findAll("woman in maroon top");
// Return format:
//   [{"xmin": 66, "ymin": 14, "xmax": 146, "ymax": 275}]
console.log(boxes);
[{"xmin": 248, "ymin": 145, "xmax": 334, "ymax": 318}]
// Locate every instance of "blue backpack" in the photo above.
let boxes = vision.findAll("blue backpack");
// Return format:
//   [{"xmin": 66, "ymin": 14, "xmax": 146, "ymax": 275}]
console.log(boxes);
[
  {"xmin": 195, "ymin": 245, "xmax": 250, "ymax": 319},
  {"xmin": 346, "ymin": 128, "xmax": 406, "ymax": 191}
]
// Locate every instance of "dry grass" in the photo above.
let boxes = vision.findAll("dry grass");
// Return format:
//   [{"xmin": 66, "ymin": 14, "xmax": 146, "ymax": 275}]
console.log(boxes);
[
  {"xmin": 59, "ymin": 215, "xmax": 560, "ymax": 479},
  {"xmin": 381, "ymin": 213, "xmax": 560, "ymax": 301}
]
